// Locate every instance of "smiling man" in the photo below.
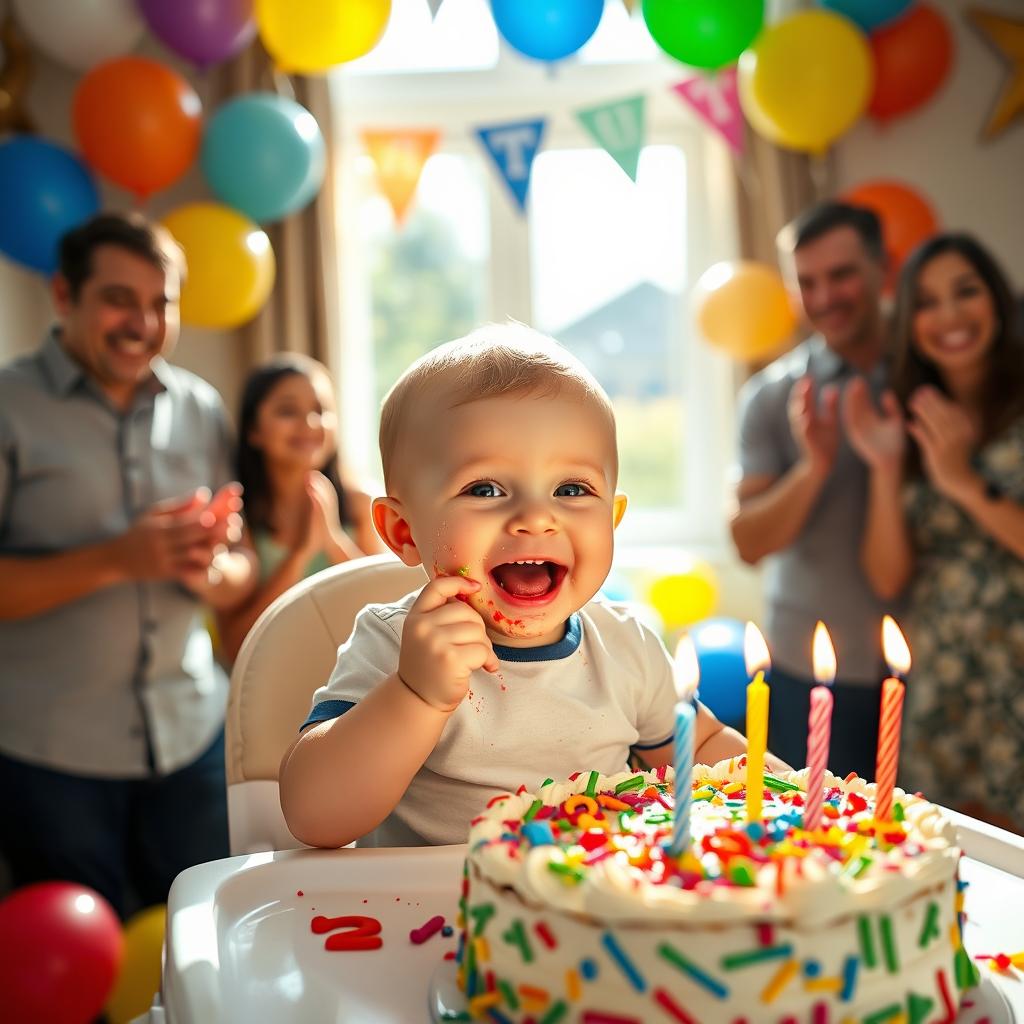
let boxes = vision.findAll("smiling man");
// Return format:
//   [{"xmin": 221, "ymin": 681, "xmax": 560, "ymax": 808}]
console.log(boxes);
[
  {"xmin": 729, "ymin": 201, "xmax": 898, "ymax": 781},
  {"xmin": 0, "ymin": 212, "xmax": 257, "ymax": 917}
]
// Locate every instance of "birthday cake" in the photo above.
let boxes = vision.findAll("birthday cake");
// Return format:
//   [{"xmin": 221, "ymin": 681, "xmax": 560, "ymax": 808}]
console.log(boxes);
[{"xmin": 456, "ymin": 759, "xmax": 977, "ymax": 1023}]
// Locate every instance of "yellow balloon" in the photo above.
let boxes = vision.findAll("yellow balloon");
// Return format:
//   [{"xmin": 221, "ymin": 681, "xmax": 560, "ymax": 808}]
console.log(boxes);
[
  {"xmin": 256, "ymin": 0, "xmax": 392, "ymax": 73},
  {"xmin": 737, "ymin": 9, "xmax": 873, "ymax": 154},
  {"xmin": 647, "ymin": 564, "xmax": 718, "ymax": 632},
  {"xmin": 105, "ymin": 905, "xmax": 166, "ymax": 1024},
  {"xmin": 693, "ymin": 261, "xmax": 797, "ymax": 361},
  {"xmin": 162, "ymin": 203, "xmax": 275, "ymax": 330}
]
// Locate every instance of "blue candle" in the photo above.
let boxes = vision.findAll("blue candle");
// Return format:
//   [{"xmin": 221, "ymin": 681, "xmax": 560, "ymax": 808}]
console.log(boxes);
[{"xmin": 671, "ymin": 636, "xmax": 699, "ymax": 856}]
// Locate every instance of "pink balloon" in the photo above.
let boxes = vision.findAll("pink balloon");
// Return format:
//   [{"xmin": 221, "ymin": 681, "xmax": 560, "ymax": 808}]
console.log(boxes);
[{"xmin": 0, "ymin": 882, "xmax": 123, "ymax": 1024}]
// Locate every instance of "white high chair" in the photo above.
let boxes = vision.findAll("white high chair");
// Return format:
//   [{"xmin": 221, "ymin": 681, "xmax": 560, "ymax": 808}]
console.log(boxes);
[{"xmin": 224, "ymin": 553, "xmax": 427, "ymax": 854}]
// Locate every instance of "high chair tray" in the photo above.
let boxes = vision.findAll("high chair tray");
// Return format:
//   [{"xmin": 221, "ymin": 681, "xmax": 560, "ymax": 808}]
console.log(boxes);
[{"xmin": 160, "ymin": 816, "xmax": 1024, "ymax": 1024}]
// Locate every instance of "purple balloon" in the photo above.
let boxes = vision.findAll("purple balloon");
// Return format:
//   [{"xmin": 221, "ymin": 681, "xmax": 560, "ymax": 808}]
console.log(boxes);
[{"xmin": 138, "ymin": 0, "xmax": 256, "ymax": 69}]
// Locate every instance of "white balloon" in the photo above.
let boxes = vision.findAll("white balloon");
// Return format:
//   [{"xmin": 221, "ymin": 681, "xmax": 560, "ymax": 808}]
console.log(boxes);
[{"xmin": 13, "ymin": 0, "xmax": 144, "ymax": 73}]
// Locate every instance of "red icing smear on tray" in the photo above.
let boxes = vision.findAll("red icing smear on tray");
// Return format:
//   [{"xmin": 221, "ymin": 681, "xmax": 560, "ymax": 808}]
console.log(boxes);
[{"xmin": 311, "ymin": 914, "xmax": 383, "ymax": 951}]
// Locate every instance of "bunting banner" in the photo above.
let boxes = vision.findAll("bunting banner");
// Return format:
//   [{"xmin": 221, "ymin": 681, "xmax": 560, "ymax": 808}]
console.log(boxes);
[
  {"xmin": 622, "ymin": 0, "xmax": 637, "ymax": 14},
  {"xmin": 474, "ymin": 118, "xmax": 546, "ymax": 212},
  {"xmin": 426, "ymin": 0, "xmax": 445, "ymax": 20},
  {"xmin": 361, "ymin": 128, "xmax": 441, "ymax": 224},
  {"xmin": 671, "ymin": 68, "xmax": 744, "ymax": 156},
  {"xmin": 966, "ymin": 8, "xmax": 1024, "ymax": 140},
  {"xmin": 575, "ymin": 94, "xmax": 646, "ymax": 181}
]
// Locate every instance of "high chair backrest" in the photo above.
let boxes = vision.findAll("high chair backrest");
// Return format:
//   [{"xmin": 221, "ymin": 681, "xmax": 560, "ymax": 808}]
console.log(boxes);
[{"xmin": 225, "ymin": 553, "xmax": 427, "ymax": 853}]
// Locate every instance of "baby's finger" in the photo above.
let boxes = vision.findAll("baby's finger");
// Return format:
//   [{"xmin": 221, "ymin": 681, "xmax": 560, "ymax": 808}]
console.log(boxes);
[
  {"xmin": 414, "ymin": 574, "xmax": 482, "ymax": 613},
  {"xmin": 459, "ymin": 640, "xmax": 499, "ymax": 675}
]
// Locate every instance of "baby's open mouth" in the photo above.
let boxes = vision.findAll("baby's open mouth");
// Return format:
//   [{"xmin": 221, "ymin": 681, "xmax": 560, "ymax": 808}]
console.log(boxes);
[{"xmin": 489, "ymin": 559, "xmax": 568, "ymax": 602}]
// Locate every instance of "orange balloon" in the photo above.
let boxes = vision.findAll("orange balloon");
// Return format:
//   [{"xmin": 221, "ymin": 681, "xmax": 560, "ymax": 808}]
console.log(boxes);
[
  {"xmin": 73, "ymin": 57, "xmax": 202, "ymax": 199},
  {"xmin": 868, "ymin": 3, "xmax": 954, "ymax": 122},
  {"xmin": 843, "ymin": 180, "xmax": 939, "ymax": 278}
]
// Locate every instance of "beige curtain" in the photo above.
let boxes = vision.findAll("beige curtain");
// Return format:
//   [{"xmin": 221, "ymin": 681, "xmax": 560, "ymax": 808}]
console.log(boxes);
[{"xmin": 210, "ymin": 43, "xmax": 342, "ymax": 382}]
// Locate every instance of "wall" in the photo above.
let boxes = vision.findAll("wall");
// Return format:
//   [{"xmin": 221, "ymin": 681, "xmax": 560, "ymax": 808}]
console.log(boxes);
[
  {"xmin": 0, "ymin": 35, "xmax": 245, "ymax": 412},
  {"xmin": 833, "ymin": 0, "xmax": 1024, "ymax": 288}
]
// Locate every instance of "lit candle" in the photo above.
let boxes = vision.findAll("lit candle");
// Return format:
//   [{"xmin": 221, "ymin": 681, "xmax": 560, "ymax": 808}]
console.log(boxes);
[
  {"xmin": 744, "ymin": 622, "xmax": 771, "ymax": 822},
  {"xmin": 671, "ymin": 635, "xmax": 700, "ymax": 856},
  {"xmin": 804, "ymin": 622, "xmax": 836, "ymax": 832},
  {"xmin": 875, "ymin": 615, "xmax": 911, "ymax": 822}
]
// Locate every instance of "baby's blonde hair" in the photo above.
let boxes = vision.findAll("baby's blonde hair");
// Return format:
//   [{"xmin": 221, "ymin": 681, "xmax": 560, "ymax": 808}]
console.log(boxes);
[{"xmin": 379, "ymin": 323, "xmax": 616, "ymax": 492}]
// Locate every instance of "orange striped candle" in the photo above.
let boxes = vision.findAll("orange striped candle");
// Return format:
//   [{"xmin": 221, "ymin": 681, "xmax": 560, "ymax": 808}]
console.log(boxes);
[{"xmin": 875, "ymin": 616, "xmax": 911, "ymax": 822}]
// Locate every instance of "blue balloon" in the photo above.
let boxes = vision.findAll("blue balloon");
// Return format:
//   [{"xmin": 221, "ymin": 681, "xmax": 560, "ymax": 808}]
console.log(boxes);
[
  {"xmin": 689, "ymin": 617, "xmax": 748, "ymax": 728},
  {"xmin": 491, "ymin": 0, "xmax": 604, "ymax": 62},
  {"xmin": 201, "ymin": 93, "xmax": 326, "ymax": 224},
  {"xmin": 818, "ymin": 0, "xmax": 913, "ymax": 32},
  {"xmin": 599, "ymin": 570, "xmax": 634, "ymax": 603},
  {"xmin": 0, "ymin": 137, "xmax": 100, "ymax": 275}
]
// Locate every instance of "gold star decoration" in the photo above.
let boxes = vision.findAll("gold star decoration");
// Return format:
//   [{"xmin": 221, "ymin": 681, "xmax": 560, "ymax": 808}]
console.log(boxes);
[{"xmin": 967, "ymin": 7, "xmax": 1024, "ymax": 140}]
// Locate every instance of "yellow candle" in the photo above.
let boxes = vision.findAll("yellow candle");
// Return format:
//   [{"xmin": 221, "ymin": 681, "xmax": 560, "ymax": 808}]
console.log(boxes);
[{"xmin": 744, "ymin": 623, "xmax": 771, "ymax": 822}]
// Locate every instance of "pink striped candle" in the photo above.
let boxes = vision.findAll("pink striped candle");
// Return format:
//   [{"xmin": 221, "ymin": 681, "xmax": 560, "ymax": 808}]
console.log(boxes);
[
  {"xmin": 803, "ymin": 622, "xmax": 836, "ymax": 832},
  {"xmin": 875, "ymin": 616, "xmax": 911, "ymax": 822}
]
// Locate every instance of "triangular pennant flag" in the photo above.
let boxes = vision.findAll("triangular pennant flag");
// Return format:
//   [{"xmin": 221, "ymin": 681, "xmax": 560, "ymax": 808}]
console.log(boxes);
[
  {"xmin": 474, "ymin": 118, "xmax": 546, "ymax": 212},
  {"xmin": 426, "ymin": 0, "xmax": 445, "ymax": 20},
  {"xmin": 671, "ymin": 68, "xmax": 744, "ymax": 156},
  {"xmin": 361, "ymin": 128, "xmax": 441, "ymax": 224},
  {"xmin": 575, "ymin": 95, "xmax": 646, "ymax": 182},
  {"xmin": 622, "ymin": 0, "xmax": 637, "ymax": 13},
  {"xmin": 906, "ymin": 991, "xmax": 934, "ymax": 1024}
]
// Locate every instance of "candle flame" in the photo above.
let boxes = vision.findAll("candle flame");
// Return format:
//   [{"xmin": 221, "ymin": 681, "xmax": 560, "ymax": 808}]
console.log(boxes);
[
  {"xmin": 882, "ymin": 615, "xmax": 911, "ymax": 676},
  {"xmin": 674, "ymin": 635, "xmax": 700, "ymax": 700},
  {"xmin": 812, "ymin": 621, "xmax": 837, "ymax": 686},
  {"xmin": 744, "ymin": 622, "xmax": 770, "ymax": 677}
]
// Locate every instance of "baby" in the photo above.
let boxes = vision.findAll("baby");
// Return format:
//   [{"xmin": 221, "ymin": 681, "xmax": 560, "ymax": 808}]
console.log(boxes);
[{"xmin": 279, "ymin": 324, "xmax": 754, "ymax": 848}]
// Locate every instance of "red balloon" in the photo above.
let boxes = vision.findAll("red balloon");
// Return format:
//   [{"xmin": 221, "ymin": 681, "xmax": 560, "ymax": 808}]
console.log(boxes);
[
  {"xmin": 72, "ymin": 56, "xmax": 202, "ymax": 199},
  {"xmin": 868, "ymin": 3, "xmax": 954, "ymax": 122},
  {"xmin": 843, "ymin": 180, "xmax": 939, "ymax": 286},
  {"xmin": 0, "ymin": 881, "xmax": 123, "ymax": 1024}
]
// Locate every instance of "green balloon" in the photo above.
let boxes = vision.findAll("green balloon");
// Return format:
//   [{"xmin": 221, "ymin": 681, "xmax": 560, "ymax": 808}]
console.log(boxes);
[{"xmin": 642, "ymin": 0, "xmax": 764, "ymax": 70}]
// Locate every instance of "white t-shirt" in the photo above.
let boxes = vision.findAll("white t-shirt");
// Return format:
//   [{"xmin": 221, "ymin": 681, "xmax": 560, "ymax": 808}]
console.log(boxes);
[{"xmin": 304, "ymin": 590, "xmax": 679, "ymax": 846}]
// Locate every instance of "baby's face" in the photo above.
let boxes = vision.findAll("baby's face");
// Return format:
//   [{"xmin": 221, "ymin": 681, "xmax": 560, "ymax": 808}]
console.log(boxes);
[{"xmin": 397, "ymin": 388, "xmax": 624, "ymax": 646}]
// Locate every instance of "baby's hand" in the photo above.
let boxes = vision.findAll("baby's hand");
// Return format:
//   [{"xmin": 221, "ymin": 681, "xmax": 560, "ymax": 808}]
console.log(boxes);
[{"xmin": 398, "ymin": 575, "xmax": 499, "ymax": 712}]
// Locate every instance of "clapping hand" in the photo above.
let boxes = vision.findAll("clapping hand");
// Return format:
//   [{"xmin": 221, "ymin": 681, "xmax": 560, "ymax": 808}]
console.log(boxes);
[
  {"xmin": 906, "ymin": 386, "xmax": 978, "ymax": 500},
  {"xmin": 788, "ymin": 375, "xmax": 840, "ymax": 476},
  {"xmin": 841, "ymin": 378, "xmax": 906, "ymax": 473},
  {"xmin": 398, "ymin": 575, "xmax": 499, "ymax": 713}
]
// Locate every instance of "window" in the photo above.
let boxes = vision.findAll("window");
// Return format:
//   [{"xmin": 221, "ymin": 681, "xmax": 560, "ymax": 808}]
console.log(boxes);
[{"xmin": 332, "ymin": 0, "xmax": 739, "ymax": 551}]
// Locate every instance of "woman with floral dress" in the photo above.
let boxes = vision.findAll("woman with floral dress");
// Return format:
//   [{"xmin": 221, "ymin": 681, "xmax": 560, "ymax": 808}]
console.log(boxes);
[{"xmin": 843, "ymin": 233, "xmax": 1024, "ymax": 833}]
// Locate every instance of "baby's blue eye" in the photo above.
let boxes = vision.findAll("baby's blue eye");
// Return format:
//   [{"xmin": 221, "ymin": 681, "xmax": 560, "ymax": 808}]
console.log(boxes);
[
  {"xmin": 466, "ymin": 481, "xmax": 503, "ymax": 498},
  {"xmin": 555, "ymin": 482, "xmax": 590, "ymax": 497}
]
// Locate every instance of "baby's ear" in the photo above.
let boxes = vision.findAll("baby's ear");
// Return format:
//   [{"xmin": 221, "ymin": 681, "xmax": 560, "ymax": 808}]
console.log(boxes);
[
  {"xmin": 371, "ymin": 497, "xmax": 421, "ymax": 566},
  {"xmin": 613, "ymin": 493, "xmax": 628, "ymax": 529}
]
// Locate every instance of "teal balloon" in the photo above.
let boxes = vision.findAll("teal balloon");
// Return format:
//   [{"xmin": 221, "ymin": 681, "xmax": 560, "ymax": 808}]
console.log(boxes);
[
  {"xmin": 642, "ymin": 0, "xmax": 764, "ymax": 70},
  {"xmin": 818, "ymin": 0, "xmax": 912, "ymax": 33},
  {"xmin": 0, "ymin": 137, "xmax": 100, "ymax": 274},
  {"xmin": 201, "ymin": 93, "xmax": 325, "ymax": 224}
]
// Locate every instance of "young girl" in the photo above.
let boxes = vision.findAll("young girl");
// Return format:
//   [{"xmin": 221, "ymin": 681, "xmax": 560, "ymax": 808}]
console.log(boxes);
[
  {"xmin": 842, "ymin": 234, "xmax": 1024, "ymax": 832},
  {"xmin": 216, "ymin": 354, "xmax": 382, "ymax": 662}
]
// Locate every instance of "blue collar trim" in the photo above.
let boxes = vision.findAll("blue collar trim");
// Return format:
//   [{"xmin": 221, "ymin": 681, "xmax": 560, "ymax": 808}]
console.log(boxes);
[{"xmin": 493, "ymin": 613, "xmax": 582, "ymax": 662}]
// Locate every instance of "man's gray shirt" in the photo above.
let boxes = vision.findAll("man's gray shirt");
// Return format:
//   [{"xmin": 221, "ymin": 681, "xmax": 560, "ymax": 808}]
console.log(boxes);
[
  {"xmin": 0, "ymin": 330, "xmax": 233, "ymax": 777},
  {"xmin": 736, "ymin": 336, "xmax": 895, "ymax": 685}
]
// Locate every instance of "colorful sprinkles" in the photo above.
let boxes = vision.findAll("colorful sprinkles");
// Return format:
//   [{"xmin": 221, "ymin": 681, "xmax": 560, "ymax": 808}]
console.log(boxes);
[{"xmin": 456, "ymin": 767, "xmax": 973, "ymax": 1023}]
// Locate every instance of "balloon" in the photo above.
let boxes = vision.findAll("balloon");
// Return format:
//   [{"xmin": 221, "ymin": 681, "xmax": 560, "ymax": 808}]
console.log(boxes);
[
  {"xmin": 818, "ymin": 0, "xmax": 912, "ymax": 33},
  {"xmin": 139, "ymin": 0, "xmax": 256, "ymax": 69},
  {"xmin": 842, "ymin": 180, "xmax": 938, "ymax": 276},
  {"xmin": 162, "ymin": 203, "xmax": 275, "ymax": 329},
  {"xmin": 202, "ymin": 93, "xmax": 326, "ymax": 223},
  {"xmin": 737, "ymin": 10, "xmax": 873, "ymax": 154},
  {"xmin": 0, "ymin": 881, "xmax": 123, "ymax": 1024},
  {"xmin": 105, "ymin": 905, "xmax": 166, "ymax": 1024},
  {"xmin": 0, "ymin": 13, "xmax": 34, "ymax": 133},
  {"xmin": 867, "ymin": 3, "xmax": 954, "ymax": 122},
  {"xmin": 693, "ymin": 261, "xmax": 797, "ymax": 361},
  {"xmin": 0, "ymin": 138, "xmax": 100, "ymax": 274},
  {"xmin": 642, "ymin": 0, "xmax": 764, "ymax": 71},
  {"xmin": 647, "ymin": 563, "xmax": 718, "ymax": 632},
  {"xmin": 12, "ymin": 0, "xmax": 143, "ymax": 72},
  {"xmin": 600, "ymin": 570, "xmax": 635, "ymax": 603},
  {"xmin": 688, "ymin": 617, "xmax": 748, "ymax": 727},
  {"xmin": 255, "ymin": 0, "xmax": 391, "ymax": 73},
  {"xmin": 72, "ymin": 57, "xmax": 202, "ymax": 199},
  {"xmin": 491, "ymin": 0, "xmax": 604, "ymax": 63}
]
